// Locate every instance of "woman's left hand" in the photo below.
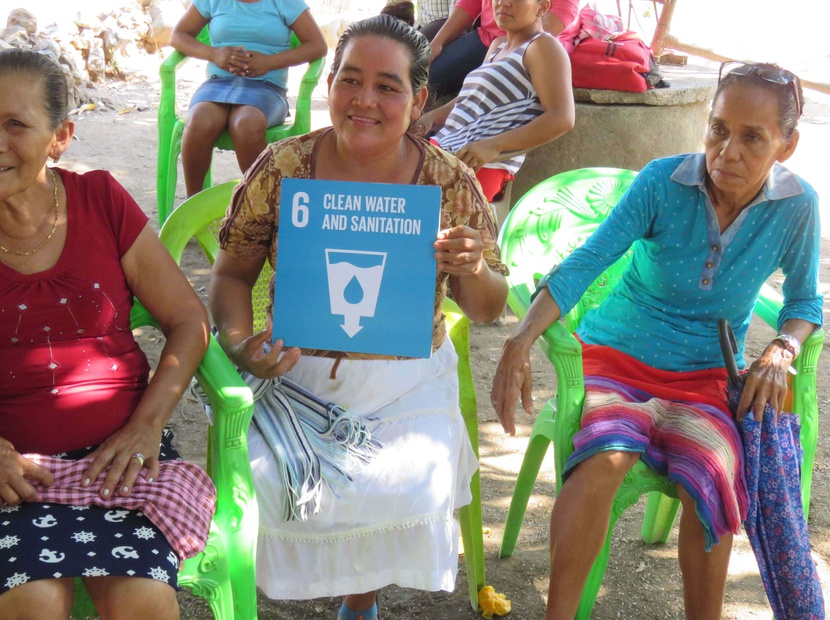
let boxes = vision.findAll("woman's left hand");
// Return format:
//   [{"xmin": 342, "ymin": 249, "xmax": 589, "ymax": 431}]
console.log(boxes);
[
  {"xmin": 242, "ymin": 51, "xmax": 274, "ymax": 78},
  {"xmin": 735, "ymin": 343, "xmax": 793, "ymax": 422},
  {"xmin": 434, "ymin": 226, "xmax": 484, "ymax": 276},
  {"xmin": 80, "ymin": 423, "xmax": 163, "ymax": 499},
  {"xmin": 456, "ymin": 140, "xmax": 500, "ymax": 172}
]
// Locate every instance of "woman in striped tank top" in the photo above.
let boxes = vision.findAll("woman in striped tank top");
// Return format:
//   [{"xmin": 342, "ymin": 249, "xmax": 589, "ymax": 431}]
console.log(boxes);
[{"xmin": 412, "ymin": 0, "xmax": 575, "ymax": 202}]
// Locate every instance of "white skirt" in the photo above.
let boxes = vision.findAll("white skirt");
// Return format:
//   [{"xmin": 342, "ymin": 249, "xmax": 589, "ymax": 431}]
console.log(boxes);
[{"xmin": 249, "ymin": 339, "xmax": 480, "ymax": 600}]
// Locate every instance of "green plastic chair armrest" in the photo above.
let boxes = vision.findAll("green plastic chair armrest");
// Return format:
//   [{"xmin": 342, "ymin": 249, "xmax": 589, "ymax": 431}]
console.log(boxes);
[
  {"xmin": 194, "ymin": 336, "xmax": 253, "ymax": 421},
  {"xmin": 159, "ymin": 181, "xmax": 237, "ymax": 265},
  {"xmin": 753, "ymin": 283, "xmax": 784, "ymax": 329},
  {"xmin": 294, "ymin": 42, "xmax": 325, "ymax": 136},
  {"xmin": 158, "ymin": 26, "xmax": 210, "ymax": 143},
  {"xmin": 129, "ymin": 300, "xmax": 159, "ymax": 332},
  {"xmin": 753, "ymin": 281, "xmax": 825, "ymax": 385},
  {"xmin": 505, "ymin": 280, "xmax": 584, "ymax": 490},
  {"xmin": 158, "ymin": 48, "xmax": 188, "ymax": 136},
  {"xmin": 506, "ymin": 280, "xmax": 583, "ymax": 358}
]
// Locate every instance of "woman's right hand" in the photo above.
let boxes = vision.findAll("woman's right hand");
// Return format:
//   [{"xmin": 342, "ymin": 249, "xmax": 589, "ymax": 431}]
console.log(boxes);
[
  {"xmin": 0, "ymin": 437, "xmax": 54, "ymax": 506},
  {"xmin": 490, "ymin": 336, "xmax": 536, "ymax": 436},
  {"xmin": 429, "ymin": 40, "xmax": 443, "ymax": 63},
  {"xmin": 456, "ymin": 139, "xmax": 500, "ymax": 172},
  {"xmin": 225, "ymin": 327, "xmax": 302, "ymax": 379},
  {"xmin": 490, "ymin": 289, "xmax": 563, "ymax": 436},
  {"xmin": 211, "ymin": 46, "xmax": 251, "ymax": 75}
]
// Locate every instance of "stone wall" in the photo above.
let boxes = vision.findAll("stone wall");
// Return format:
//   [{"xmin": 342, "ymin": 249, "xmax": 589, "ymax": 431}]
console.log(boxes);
[{"xmin": 2, "ymin": 2, "xmax": 186, "ymax": 108}]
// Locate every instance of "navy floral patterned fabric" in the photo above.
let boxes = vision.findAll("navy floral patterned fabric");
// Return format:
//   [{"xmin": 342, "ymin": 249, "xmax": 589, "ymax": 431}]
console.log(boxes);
[{"xmin": 740, "ymin": 411, "xmax": 825, "ymax": 619}]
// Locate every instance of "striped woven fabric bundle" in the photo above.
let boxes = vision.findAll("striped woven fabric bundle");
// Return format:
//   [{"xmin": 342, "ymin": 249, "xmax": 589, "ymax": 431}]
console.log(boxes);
[
  {"xmin": 244, "ymin": 374, "xmax": 380, "ymax": 522},
  {"xmin": 193, "ymin": 372, "xmax": 380, "ymax": 522}
]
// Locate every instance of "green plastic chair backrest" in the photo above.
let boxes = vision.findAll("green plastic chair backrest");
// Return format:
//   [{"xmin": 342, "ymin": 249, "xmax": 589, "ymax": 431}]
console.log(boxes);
[
  {"xmin": 498, "ymin": 168, "xmax": 638, "ymax": 332},
  {"xmin": 160, "ymin": 180, "xmax": 273, "ymax": 332}
]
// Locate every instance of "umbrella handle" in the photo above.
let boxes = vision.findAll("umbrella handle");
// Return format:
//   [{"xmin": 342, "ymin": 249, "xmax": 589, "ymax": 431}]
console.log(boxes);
[{"xmin": 717, "ymin": 318, "xmax": 740, "ymax": 385}]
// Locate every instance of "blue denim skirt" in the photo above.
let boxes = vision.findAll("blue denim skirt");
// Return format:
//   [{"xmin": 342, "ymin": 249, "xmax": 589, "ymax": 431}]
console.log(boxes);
[{"xmin": 190, "ymin": 76, "xmax": 289, "ymax": 126}]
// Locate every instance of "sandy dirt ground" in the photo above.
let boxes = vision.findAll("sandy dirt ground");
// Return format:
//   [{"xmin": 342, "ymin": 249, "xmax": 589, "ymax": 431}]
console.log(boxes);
[{"xmin": 57, "ymin": 54, "xmax": 830, "ymax": 620}]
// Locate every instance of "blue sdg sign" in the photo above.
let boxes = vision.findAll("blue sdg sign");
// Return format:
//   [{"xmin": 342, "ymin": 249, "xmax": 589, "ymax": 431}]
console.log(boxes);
[{"xmin": 273, "ymin": 178, "xmax": 441, "ymax": 358}]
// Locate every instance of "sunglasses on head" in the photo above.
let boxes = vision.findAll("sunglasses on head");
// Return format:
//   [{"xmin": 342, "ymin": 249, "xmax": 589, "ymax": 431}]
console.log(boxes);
[{"xmin": 717, "ymin": 60, "xmax": 802, "ymax": 117}]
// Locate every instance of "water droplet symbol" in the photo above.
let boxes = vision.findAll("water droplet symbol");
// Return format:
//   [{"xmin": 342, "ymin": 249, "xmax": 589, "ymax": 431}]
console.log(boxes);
[{"xmin": 343, "ymin": 275, "xmax": 365, "ymax": 305}]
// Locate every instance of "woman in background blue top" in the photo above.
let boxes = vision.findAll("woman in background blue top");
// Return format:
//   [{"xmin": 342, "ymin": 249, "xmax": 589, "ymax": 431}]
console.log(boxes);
[
  {"xmin": 171, "ymin": 0, "xmax": 326, "ymax": 198},
  {"xmin": 491, "ymin": 62, "xmax": 822, "ymax": 619}
]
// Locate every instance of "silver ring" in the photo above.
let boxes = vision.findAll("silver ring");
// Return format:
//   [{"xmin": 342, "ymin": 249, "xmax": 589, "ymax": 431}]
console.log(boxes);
[
  {"xmin": 245, "ymin": 69, "xmax": 250, "ymax": 75},
  {"xmin": 130, "ymin": 453, "xmax": 146, "ymax": 467}
]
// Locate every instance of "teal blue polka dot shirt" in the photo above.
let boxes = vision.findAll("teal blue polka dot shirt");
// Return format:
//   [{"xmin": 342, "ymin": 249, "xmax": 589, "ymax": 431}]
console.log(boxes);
[{"xmin": 537, "ymin": 154, "xmax": 823, "ymax": 371}]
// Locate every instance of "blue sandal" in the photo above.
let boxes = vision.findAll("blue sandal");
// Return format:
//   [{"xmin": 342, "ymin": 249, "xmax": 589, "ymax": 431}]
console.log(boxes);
[{"xmin": 337, "ymin": 600, "xmax": 379, "ymax": 620}]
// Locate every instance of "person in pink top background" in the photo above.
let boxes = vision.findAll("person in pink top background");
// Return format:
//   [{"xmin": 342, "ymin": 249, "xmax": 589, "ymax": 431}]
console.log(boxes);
[{"xmin": 428, "ymin": 0, "xmax": 579, "ymax": 102}]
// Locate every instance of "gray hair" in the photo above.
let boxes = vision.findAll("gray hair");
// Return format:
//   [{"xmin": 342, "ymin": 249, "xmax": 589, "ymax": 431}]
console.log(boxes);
[
  {"xmin": 714, "ymin": 62, "xmax": 803, "ymax": 140},
  {"xmin": 0, "ymin": 48, "xmax": 69, "ymax": 130}
]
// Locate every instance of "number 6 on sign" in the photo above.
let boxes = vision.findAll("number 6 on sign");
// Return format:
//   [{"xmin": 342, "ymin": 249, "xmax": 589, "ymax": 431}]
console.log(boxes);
[{"xmin": 292, "ymin": 191, "xmax": 309, "ymax": 228}]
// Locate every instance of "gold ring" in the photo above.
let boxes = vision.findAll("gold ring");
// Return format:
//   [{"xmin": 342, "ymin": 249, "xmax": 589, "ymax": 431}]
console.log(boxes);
[{"xmin": 131, "ymin": 452, "xmax": 146, "ymax": 467}]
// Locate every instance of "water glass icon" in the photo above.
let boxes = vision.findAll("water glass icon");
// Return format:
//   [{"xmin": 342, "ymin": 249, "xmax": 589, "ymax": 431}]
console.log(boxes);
[{"xmin": 325, "ymin": 249, "xmax": 387, "ymax": 337}]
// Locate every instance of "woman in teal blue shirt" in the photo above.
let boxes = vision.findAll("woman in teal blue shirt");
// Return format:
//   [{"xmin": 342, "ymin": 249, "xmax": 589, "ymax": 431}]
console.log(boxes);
[
  {"xmin": 171, "ymin": 0, "xmax": 326, "ymax": 198},
  {"xmin": 492, "ymin": 62, "xmax": 821, "ymax": 620}
]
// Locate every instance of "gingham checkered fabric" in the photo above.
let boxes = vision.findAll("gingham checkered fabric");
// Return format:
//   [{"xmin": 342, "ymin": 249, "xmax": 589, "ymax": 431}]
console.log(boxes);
[
  {"xmin": 417, "ymin": 0, "xmax": 451, "ymax": 24},
  {"xmin": 8, "ymin": 456, "xmax": 216, "ymax": 562}
]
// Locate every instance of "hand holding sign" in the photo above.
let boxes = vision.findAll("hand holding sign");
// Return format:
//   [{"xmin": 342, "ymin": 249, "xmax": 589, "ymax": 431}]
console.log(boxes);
[{"xmin": 434, "ymin": 225, "xmax": 485, "ymax": 276}]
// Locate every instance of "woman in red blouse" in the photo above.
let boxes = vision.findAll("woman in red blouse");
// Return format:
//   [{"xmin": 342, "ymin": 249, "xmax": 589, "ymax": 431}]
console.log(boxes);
[{"xmin": 0, "ymin": 49, "xmax": 211, "ymax": 619}]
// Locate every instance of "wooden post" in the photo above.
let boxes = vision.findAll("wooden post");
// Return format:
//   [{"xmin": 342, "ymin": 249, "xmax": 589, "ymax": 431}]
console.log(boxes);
[
  {"xmin": 662, "ymin": 34, "xmax": 830, "ymax": 96},
  {"xmin": 650, "ymin": 0, "xmax": 677, "ymax": 56}
]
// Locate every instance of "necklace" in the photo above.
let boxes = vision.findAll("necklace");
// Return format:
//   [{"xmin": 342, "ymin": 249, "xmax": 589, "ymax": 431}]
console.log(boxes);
[{"xmin": 0, "ymin": 168, "xmax": 60, "ymax": 256}]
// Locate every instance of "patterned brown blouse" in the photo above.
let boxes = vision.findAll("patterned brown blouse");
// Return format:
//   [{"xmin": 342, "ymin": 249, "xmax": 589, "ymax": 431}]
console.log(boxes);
[{"xmin": 219, "ymin": 127, "xmax": 508, "ymax": 360}]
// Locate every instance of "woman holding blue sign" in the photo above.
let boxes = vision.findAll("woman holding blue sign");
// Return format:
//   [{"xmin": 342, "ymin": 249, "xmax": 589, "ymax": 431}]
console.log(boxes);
[{"xmin": 210, "ymin": 14, "xmax": 507, "ymax": 620}]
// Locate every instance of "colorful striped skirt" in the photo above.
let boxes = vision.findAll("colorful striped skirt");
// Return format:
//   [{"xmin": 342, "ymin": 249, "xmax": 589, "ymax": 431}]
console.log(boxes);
[{"xmin": 563, "ymin": 342, "xmax": 748, "ymax": 550}]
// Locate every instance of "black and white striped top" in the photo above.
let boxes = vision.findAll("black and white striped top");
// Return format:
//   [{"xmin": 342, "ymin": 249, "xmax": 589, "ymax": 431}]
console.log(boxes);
[{"xmin": 434, "ymin": 33, "xmax": 546, "ymax": 174}]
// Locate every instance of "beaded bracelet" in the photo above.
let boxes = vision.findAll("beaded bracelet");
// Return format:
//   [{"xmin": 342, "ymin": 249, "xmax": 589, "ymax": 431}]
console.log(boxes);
[{"xmin": 772, "ymin": 333, "xmax": 801, "ymax": 359}]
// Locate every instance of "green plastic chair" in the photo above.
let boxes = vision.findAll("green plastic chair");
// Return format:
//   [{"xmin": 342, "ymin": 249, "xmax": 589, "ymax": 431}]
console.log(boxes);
[
  {"xmin": 70, "ymin": 281, "xmax": 256, "ymax": 619},
  {"xmin": 495, "ymin": 167, "xmax": 825, "ymax": 619},
  {"xmin": 158, "ymin": 181, "xmax": 487, "ymax": 612},
  {"xmin": 156, "ymin": 28, "xmax": 325, "ymax": 225}
]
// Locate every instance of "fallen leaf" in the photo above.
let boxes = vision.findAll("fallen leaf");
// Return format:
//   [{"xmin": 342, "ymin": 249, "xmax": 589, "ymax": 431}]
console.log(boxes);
[{"xmin": 69, "ymin": 103, "xmax": 97, "ymax": 115}]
